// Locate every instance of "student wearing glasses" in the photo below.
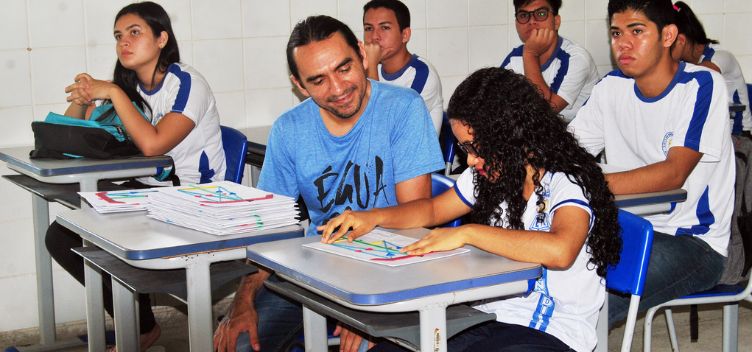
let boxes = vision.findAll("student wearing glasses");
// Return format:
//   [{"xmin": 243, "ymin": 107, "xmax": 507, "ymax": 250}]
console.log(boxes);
[
  {"xmin": 321, "ymin": 67, "xmax": 621, "ymax": 352},
  {"xmin": 501, "ymin": 0, "xmax": 599, "ymax": 122}
]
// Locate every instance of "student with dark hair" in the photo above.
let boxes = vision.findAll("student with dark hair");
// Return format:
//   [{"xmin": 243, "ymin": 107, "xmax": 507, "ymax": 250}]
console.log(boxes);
[
  {"xmin": 45, "ymin": 2, "xmax": 226, "ymax": 350},
  {"xmin": 213, "ymin": 15, "xmax": 443, "ymax": 352},
  {"xmin": 501, "ymin": 0, "xmax": 599, "ymax": 122},
  {"xmin": 362, "ymin": 0, "xmax": 444, "ymax": 133},
  {"xmin": 321, "ymin": 67, "xmax": 621, "ymax": 352},
  {"xmin": 672, "ymin": 1, "xmax": 752, "ymax": 135},
  {"xmin": 569, "ymin": 0, "xmax": 733, "ymax": 329}
]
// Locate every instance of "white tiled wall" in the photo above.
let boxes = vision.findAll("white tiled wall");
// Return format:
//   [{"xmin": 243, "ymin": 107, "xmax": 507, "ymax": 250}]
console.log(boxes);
[{"xmin": 0, "ymin": 0, "xmax": 750, "ymax": 332}]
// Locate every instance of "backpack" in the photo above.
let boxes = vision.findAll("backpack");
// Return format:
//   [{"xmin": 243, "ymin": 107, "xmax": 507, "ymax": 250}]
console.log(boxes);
[
  {"xmin": 719, "ymin": 134, "xmax": 752, "ymax": 284},
  {"xmin": 30, "ymin": 103, "xmax": 146, "ymax": 159}
]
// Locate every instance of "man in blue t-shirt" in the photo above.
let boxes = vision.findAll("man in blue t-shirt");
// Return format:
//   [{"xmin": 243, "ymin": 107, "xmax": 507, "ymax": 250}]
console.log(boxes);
[{"xmin": 213, "ymin": 15, "xmax": 443, "ymax": 352}]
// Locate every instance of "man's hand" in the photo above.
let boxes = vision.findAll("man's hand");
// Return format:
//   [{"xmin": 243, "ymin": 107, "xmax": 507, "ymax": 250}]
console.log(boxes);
[
  {"xmin": 213, "ymin": 296, "xmax": 260, "ymax": 351},
  {"xmin": 523, "ymin": 28, "xmax": 557, "ymax": 59},
  {"xmin": 334, "ymin": 324, "xmax": 374, "ymax": 352},
  {"xmin": 364, "ymin": 41, "xmax": 382, "ymax": 66}
]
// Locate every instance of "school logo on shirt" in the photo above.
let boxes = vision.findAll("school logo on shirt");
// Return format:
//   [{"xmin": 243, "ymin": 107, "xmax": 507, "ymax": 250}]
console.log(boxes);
[
  {"xmin": 529, "ymin": 197, "xmax": 551, "ymax": 231},
  {"xmin": 530, "ymin": 212, "xmax": 551, "ymax": 231},
  {"xmin": 661, "ymin": 132, "xmax": 674, "ymax": 156}
]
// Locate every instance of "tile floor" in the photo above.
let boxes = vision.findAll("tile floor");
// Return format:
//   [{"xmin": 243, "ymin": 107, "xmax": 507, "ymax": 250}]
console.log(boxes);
[{"xmin": 2, "ymin": 297, "xmax": 750, "ymax": 351}]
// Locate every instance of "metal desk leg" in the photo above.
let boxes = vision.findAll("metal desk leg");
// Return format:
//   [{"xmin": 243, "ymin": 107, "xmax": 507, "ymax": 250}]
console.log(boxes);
[
  {"xmin": 595, "ymin": 296, "xmax": 608, "ymax": 352},
  {"xmin": 303, "ymin": 306, "xmax": 327, "ymax": 351},
  {"xmin": 31, "ymin": 194, "xmax": 56, "ymax": 345},
  {"xmin": 83, "ymin": 240, "xmax": 106, "ymax": 352},
  {"xmin": 419, "ymin": 304, "xmax": 448, "ymax": 352},
  {"xmin": 185, "ymin": 257, "xmax": 213, "ymax": 351},
  {"xmin": 112, "ymin": 278, "xmax": 139, "ymax": 352}
]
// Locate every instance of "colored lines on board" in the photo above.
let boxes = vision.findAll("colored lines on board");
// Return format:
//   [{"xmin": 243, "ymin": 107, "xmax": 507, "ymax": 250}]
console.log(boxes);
[
  {"xmin": 332, "ymin": 238, "xmax": 414, "ymax": 261},
  {"xmin": 95, "ymin": 190, "xmax": 157, "ymax": 204},
  {"xmin": 176, "ymin": 184, "xmax": 274, "ymax": 204}
]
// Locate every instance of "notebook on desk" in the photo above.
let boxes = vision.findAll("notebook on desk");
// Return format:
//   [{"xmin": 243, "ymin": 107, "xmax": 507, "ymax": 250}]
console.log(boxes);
[{"xmin": 304, "ymin": 228, "xmax": 469, "ymax": 267}]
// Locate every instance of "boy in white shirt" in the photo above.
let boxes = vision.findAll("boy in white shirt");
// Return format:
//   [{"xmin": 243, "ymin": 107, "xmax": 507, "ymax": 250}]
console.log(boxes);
[{"xmin": 568, "ymin": 0, "xmax": 733, "ymax": 328}]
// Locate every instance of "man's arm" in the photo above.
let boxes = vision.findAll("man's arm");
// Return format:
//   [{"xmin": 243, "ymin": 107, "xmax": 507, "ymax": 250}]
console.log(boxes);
[
  {"xmin": 522, "ymin": 29, "xmax": 569, "ymax": 112},
  {"xmin": 213, "ymin": 270, "xmax": 270, "ymax": 352},
  {"xmin": 365, "ymin": 42, "xmax": 381, "ymax": 80},
  {"xmin": 605, "ymin": 146, "xmax": 702, "ymax": 195}
]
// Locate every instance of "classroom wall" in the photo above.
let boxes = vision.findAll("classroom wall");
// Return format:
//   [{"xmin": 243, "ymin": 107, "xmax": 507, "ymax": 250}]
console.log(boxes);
[{"xmin": 0, "ymin": 0, "xmax": 750, "ymax": 333}]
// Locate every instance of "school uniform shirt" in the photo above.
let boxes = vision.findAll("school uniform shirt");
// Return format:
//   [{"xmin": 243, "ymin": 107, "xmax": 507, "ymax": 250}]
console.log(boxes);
[
  {"xmin": 136, "ymin": 63, "xmax": 226, "ymax": 186},
  {"xmin": 258, "ymin": 80, "xmax": 444, "ymax": 235},
  {"xmin": 453, "ymin": 168, "xmax": 600, "ymax": 352},
  {"xmin": 569, "ymin": 61, "xmax": 734, "ymax": 256},
  {"xmin": 378, "ymin": 54, "xmax": 443, "ymax": 134},
  {"xmin": 501, "ymin": 36, "xmax": 599, "ymax": 122},
  {"xmin": 699, "ymin": 44, "xmax": 752, "ymax": 133}
]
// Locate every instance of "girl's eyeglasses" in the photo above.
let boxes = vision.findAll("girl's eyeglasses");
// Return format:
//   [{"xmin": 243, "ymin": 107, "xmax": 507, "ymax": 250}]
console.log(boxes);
[
  {"xmin": 457, "ymin": 141, "xmax": 479, "ymax": 156},
  {"xmin": 515, "ymin": 7, "xmax": 551, "ymax": 24}
]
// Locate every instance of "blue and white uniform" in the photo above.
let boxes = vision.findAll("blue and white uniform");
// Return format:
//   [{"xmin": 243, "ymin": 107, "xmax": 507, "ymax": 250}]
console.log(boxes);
[
  {"xmin": 259, "ymin": 80, "xmax": 444, "ymax": 235},
  {"xmin": 501, "ymin": 37, "xmax": 599, "ymax": 122},
  {"xmin": 569, "ymin": 62, "xmax": 734, "ymax": 256},
  {"xmin": 699, "ymin": 44, "xmax": 752, "ymax": 134},
  {"xmin": 378, "ymin": 55, "xmax": 443, "ymax": 134},
  {"xmin": 454, "ymin": 168, "xmax": 599, "ymax": 352},
  {"xmin": 137, "ymin": 62, "xmax": 226, "ymax": 185}
]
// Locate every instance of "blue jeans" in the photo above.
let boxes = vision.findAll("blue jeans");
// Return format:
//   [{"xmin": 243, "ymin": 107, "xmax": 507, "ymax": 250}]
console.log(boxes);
[
  {"xmin": 234, "ymin": 276, "xmax": 369, "ymax": 352},
  {"xmin": 368, "ymin": 321, "xmax": 574, "ymax": 351},
  {"xmin": 608, "ymin": 232, "xmax": 725, "ymax": 329},
  {"xmin": 235, "ymin": 279, "xmax": 303, "ymax": 352}
]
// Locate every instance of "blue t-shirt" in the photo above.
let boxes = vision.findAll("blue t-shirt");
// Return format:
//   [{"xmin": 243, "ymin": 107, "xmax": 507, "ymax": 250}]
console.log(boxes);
[{"xmin": 258, "ymin": 80, "xmax": 444, "ymax": 235}]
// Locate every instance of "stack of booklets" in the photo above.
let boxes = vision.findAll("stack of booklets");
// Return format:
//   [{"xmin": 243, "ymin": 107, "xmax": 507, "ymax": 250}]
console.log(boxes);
[
  {"xmin": 79, "ymin": 189, "xmax": 158, "ymax": 213},
  {"xmin": 145, "ymin": 181, "xmax": 299, "ymax": 235}
]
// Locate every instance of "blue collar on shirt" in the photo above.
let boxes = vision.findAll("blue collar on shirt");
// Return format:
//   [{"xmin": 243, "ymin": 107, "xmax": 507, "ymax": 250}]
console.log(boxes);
[
  {"xmin": 540, "ymin": 37, "xmax": 564, "ymax": 71},
  {"xmin": 632, "ymin": 61, "xmax": 686, "ymax": 103},
  {"xmin": 381, "ymin": 54, "xmax": 419, "ymax": 81}
]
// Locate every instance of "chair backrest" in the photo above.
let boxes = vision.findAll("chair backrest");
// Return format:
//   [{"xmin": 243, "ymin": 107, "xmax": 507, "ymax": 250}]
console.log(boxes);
[
  {"xmin": 220, "ymin": 125, "xmax": 248, "ymax": 183},
  {"xmin": 431, "ymin": 173, "xmax": 462, "ymax": 228},
  {"xmin": 606, "ymin": 210, "xmax": 654, "ymax": 296},
  {"xmin": 440, "ymin": 112, "xmax": 456, "ymax": 176}
]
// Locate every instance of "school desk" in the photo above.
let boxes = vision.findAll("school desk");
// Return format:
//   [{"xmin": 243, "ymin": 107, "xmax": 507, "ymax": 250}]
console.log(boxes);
[
  {"xmin": 0, "ymin": 147, "xmax": 172, "ymax": 352},
  {"xmin": 246, "ymin": 228, "xmax": 542, "ymax": 352},
  {"xmin": 56, "ymin": 206, "xmax": 303, "ymax": 352}
]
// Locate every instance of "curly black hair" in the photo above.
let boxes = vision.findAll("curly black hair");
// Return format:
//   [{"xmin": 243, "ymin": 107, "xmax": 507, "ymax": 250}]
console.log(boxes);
[{"xmin": 447, "ymin": 67, "xmax": 621, "ymax": 277}]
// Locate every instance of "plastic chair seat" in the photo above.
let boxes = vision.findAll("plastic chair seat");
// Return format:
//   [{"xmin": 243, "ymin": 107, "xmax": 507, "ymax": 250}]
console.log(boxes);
[{"xmin": 680, "ymin": 283, "xmax": 747, "ymax": 299}]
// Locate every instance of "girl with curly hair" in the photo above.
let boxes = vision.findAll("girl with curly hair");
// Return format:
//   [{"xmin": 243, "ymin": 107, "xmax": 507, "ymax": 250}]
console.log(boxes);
[{"xmin": 320, "ymin": 67, "xmax": 621, "ymax": 351}]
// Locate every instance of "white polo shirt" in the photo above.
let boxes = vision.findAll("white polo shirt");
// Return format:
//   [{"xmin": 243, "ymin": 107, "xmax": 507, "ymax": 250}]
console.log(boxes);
[
  {"xmin": 569, "ymin": 62, "xmax": 734, "ymax": 256},
  {"xmin": 501, "ymin": 36, "xmax": 599, "ymax": 122},
  {"xmin": 700, "ymin": 44, "xmax": 752, "ymax": 133},
  {"xmin": 379, "ymin": 54, "xmax": 443, "ymax": 134},
  {"xmin": 454, "ymin": 168, "xmax": 601, "ymax": 352},
  {"xmin": 137, "ymin": 63, "xmax": 226, "ymax": 186}
]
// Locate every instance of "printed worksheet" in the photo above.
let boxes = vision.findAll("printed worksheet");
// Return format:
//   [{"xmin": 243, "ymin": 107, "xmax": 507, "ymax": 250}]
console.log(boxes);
[
  {"xmin": 79, "ymin": 189, "xmax": 158, "ymax": 213},
  {"xmin": 304, "ymin": 228, "xmax": 469, "ymax": 267}
]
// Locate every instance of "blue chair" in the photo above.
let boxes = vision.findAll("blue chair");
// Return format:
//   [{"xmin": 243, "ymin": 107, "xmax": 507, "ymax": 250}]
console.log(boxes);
[
  {"xmin": 431, "ymin": 173, "xmax": 462, "ymax": 228},
  {"xmin": 604, "ymin": 210, "xmax": 655, "ymax": 352},
  {"xmin": 643, "ymin": 262, "xmax": 752, "ymax": 351},
  {"xmin": 439, "ymin": 113, "xmax": 456, "ymax": 176},
  {"xmin": 220, "ymin": 125, "xmax": 248, "ymax": 183}
]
